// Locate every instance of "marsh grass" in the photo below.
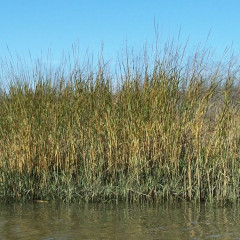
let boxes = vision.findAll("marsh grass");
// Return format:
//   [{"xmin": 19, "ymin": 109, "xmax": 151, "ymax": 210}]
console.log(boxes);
[{"xmin": 0, "ymin": 42, "xmax": 240, "ymax": 203}]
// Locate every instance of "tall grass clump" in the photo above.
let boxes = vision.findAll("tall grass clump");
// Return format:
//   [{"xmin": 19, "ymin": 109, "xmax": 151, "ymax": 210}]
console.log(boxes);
[{"xmin": 0, "ymin": 41, "xmax": 240, "ymax": 203}]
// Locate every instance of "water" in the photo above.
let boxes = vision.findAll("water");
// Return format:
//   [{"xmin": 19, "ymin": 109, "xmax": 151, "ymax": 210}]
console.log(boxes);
[{"xmin": 0, "ymin": 201, "xmax": 240, "ymax": 240}]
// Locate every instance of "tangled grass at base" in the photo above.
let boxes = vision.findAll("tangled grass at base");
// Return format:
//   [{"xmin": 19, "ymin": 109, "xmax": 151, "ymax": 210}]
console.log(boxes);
[{"xmin": 0, "ymin": 42, "xmax": 240, "ymax": 203}]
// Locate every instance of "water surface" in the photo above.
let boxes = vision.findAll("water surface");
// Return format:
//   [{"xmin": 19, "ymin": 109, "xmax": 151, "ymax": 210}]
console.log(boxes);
[{"xmin": 0, "ymin": 201, "xmax": 240, "ymax": 239}]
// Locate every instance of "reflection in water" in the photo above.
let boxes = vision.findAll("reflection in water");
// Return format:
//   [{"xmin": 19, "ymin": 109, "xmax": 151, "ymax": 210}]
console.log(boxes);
[{"xmin": 0, "ymin": 201, "xmax": 240, "ymax": 239}]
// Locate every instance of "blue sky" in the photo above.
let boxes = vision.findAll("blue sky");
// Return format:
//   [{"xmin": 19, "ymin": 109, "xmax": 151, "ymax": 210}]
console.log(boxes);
[{"xmin": 0, "ymin": 0, "xmax": 240, "ymax": 67}]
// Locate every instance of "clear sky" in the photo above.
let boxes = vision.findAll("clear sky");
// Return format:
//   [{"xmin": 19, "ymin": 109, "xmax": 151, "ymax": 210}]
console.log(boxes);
[{"xmin": 0, "ymin": 0, "xmax": 240, "ymax": 67}]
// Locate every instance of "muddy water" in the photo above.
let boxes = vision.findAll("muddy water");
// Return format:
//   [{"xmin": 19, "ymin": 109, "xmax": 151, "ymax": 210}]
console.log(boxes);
[{"xmin": 0, "ymin": 201, "xmax": 240, "ymax": 239}]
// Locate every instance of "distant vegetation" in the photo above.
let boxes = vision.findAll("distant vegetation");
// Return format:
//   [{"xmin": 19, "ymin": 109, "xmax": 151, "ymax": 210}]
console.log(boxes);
[{"xmin": 1, "ymin": 41, "xmax": 240, "ymax": 203}]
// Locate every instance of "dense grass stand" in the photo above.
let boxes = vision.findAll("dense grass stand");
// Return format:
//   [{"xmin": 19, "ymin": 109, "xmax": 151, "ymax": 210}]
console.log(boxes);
[{"xmin": 0, "ymin": 42, "xmax": 240, "ymax": 203}]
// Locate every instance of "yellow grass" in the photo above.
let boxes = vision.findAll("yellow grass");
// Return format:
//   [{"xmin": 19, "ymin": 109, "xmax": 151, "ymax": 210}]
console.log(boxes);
[{"xmin": 0, "ymin": 42, "xmax": 240, "ymax": 203}]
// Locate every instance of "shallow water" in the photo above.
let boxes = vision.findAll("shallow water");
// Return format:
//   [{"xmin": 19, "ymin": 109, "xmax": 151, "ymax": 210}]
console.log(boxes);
[{"xmin": 0, "ymin": 201, "xmax": 240, "ymax": 239}]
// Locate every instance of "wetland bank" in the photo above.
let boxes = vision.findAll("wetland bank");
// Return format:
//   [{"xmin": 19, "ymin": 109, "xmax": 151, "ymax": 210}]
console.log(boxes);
[{"xmin": 1, "ymin": 41, "xmax": 240, "ymax": 203}]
